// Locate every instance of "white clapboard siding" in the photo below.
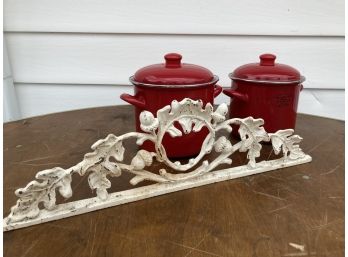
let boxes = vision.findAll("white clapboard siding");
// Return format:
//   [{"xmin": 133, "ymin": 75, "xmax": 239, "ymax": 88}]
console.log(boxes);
[
  {"xmin": 4, "ymin": 77, "xmax": 22, "ymax": 121},
  {"xmin": 3, "ymin": 0, "xmax": 344, "ymax": 122},
  {"xmin": 15, "ymin": 83, "xmax": 344, "ymax": 120},
  {"xmin": 4, "ymin": 0, "xmax": 344, "ymax": 36},
  {"xmin": 5, "ymin": 33, "xmax": 344, "ymax": 89},
  {"xmin": 3, "ymin": 39, "xmax": 21, "ymax": 121}
]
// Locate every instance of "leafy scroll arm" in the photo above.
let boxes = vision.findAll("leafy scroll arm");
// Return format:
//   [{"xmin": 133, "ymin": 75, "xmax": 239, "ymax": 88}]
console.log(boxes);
[{"xmin": 5, "ymin": 131, "xmax": 157, "ymax": 223}]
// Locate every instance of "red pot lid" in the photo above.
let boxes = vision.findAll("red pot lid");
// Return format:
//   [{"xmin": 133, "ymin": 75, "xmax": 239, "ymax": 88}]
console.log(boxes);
[
  {"xmin": 131, "ymin": 53, "xmax": 217, "ymax": 86},
  {"xmin": 230, "ymin": 53, "xmax": 305, "ymax": 84}
]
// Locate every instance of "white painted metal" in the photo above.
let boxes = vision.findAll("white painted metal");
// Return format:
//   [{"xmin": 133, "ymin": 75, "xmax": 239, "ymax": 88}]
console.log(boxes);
[
  {"xmin": 14, "ymin": 84, "xmax": 345, "ymax": 120},
  {"xmin": 3, "ymin": 0, "xmax": 344, "ymax": 36},
  {"xmin": 3, "ymin": 98, "xmax": 312, "ymax": 231},
  {"xmin": 5, "ymin": 33, "xmax": 344, "ymax": 89},
  {"xmin": 3, "ymin": 155, "xmax": 311, "ymax": 231}
]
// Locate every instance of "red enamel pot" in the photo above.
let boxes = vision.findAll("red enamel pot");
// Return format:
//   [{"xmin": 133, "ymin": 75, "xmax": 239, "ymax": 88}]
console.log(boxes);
[
  {"xmin": 120, "ymin": 53, "xmax": 222, "ymax": 158},
  {"xmin": 223, "ymin": 53, "xmax": 305, "ymax": 134}
]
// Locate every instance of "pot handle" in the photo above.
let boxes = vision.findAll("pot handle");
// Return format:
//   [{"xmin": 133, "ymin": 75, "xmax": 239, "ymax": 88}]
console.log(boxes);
[
  {"xmin": 120, "ymin": 93, "xmax": 146, "ymax": 109},
  {"xmin": 213, "ymin": 85, "xmax": 223, "ymax": 98},
  {"xmin": 223, "ymin": 89, "xmax": 248, "ymax": 102}
]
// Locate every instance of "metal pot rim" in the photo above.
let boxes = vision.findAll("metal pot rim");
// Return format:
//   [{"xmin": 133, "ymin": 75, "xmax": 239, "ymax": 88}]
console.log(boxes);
[
  {"xmin": 129, "ymin": 75, "xmax": 219, "ymax": 88},
  {"xmin": 229, "ymin": 73, "xmax": 306, "ymax": 85}
]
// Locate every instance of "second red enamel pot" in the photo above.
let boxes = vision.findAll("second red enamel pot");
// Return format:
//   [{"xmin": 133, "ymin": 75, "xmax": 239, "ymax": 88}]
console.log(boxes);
[
  {"xmin": 223, "ymin": 53, "xmax": 305, "ymax": 134},
  {"xmin": 121, "ymin": 53, "xmax": 222, "ymax": 158}
]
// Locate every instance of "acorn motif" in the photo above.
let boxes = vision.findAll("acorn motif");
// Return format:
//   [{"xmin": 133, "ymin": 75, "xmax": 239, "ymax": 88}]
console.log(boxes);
[
  {"xmin": 214, "ymin": 136, "xmax": 233, "ymax": 153},
  {"xmin": 131, "ymin": 150, "xmax": 153, "ymax": 170},
  {"xmin": 212, "ymin": 103, "xmax": 228, "ymax": 123},
  {"xmin": 137, "ymin": 150, "xmax": 153, "ymax": 166},
  {"xmin": 140, "ymin": 111, "xmax": 159, "ymax": 132}
]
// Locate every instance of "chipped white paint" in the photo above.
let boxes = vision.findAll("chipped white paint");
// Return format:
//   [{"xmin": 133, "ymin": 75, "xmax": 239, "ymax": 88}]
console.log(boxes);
[
  {"xmin": 289, "ymin": 242, "xmax": 305, "ymax": 252},
  {"xmin": 3, "ymin": 98, "xmax": 312, "ymax": 231}
]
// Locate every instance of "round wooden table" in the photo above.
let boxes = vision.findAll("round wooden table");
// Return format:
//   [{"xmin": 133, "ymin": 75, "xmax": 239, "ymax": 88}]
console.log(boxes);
[{"xmin": 4, "ymin": 106, "xmax": 344, "ymax": 257}]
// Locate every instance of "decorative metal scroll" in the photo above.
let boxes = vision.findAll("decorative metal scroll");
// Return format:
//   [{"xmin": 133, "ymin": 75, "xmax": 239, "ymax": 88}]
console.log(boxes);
[{"xmin": 3, "ymin": 98, "xmax": 312, "ymax": 231}]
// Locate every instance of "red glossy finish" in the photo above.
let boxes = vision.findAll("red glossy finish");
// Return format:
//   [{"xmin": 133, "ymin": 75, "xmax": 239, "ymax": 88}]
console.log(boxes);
[
  {"xmin": 224, "ymin": 53, "xmax": 305, "ymax": 133},
  {"xmin": 232, "ymin": 54, "xmax": 301, "ymax": 82},
  {"xmin": 133, "ymin": 53, "xmax": 214, "ymax": 85},
  {"xmin": 121, "ymin": 53, "xmax": 221, "ymax": 158}
]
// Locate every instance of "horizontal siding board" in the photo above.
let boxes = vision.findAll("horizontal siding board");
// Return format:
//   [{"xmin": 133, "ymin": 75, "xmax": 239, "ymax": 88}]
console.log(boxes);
[
  {"xmin": 5, "ymin": 33, "xmax": 344, "ymax": 89},
  {"xmin": 14, "ymin": 83, "xmax": 345, "ymax": 120},
  {"xmin": 15, "ymin": 84, "xmax": 133, "ymax": 119},
  {"xmin": 3, "ymin": 39, "xmax": 12, "ymax": 79},
  {"xmin": 295, "ymin": 89, "xmax": 345, "ymax": 120},
  {"xmin": 4, "ymin": 0, "xmax": 344, "ymax": 36},
  {"xmin": 4, "ymin": 77, "xmax": 22, "ymax": 122},
  {"xmin": 3, "ymin": 40, "xmax": 22, "ymax": 122}
]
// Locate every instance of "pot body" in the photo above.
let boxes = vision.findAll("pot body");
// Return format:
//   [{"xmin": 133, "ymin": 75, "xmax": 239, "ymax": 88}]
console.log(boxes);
[
  {"xmin": 122, "ymin": 83, "xmax": 221, "ymax": 158},
  {"xmin": 225, "ymin": 80, "xmax": 302, "ymax": 133}
]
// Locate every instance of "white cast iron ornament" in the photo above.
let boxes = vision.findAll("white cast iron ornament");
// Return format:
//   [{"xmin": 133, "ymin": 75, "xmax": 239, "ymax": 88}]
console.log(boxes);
[{"xmin": 4, "ymin": 98, "xmax": 312, "ymax": 231}]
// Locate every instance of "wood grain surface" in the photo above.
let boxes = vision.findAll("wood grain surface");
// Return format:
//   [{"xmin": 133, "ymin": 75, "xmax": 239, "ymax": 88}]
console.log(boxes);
[{"xmin": 3, "ymin": 105, "xmax": 344, "ymax": 257}]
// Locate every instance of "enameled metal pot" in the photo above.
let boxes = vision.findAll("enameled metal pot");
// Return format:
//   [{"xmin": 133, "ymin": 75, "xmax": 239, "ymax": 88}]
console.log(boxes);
[
  {"xmin": 223, "ymin": 53, "xmax": 305, "ymax": 133},
  {"xmin": 121, "ymin": 53, "xmax": 222, "ymax": 158}
]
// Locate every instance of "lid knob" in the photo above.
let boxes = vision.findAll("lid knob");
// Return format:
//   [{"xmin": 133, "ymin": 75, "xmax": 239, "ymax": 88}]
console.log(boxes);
[
  {"xmin": 259, "ymin": 53, "xmax": 276, "ymax": 66},
  {"xmin": 164, "ymin": 53, "xmax": 182, "ymax": 68}
]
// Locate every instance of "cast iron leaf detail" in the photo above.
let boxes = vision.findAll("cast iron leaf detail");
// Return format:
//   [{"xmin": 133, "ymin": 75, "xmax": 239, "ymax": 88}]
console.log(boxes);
[
  {"xmin": 91, "ymin": 135, "xmax": 125, "ymax": 162},
  {"xmin": 192, "ymin": 119, "xmax": 205, "ymax": 132},
  {"xmin": 238, "ymin": 117, "xmax": 270, "ymax": 167},
  {"xmin": 270, "ymin": 129, "xmax": 293, "ymax": 154},
  {"xmin": 83, "ymin": 136, "xmax": 126, "ymax": 199},
  {"xmin": 156, "ymin": 99, "xmax": 214, "ymax": 132},
  {"xmin": 79, "ymin": 135, "xmax": 124, "ymax": 176},
  {"xmin": 166, "ymin": 124, "xmax": 182, "ymax": 137},
  {"xmin": 88, "ymin": 167, "xmax": 111, "ymax": 201},
  {"xmin": 4, "ymin": 98, "xmax": 310, "ymax": 229},
  {"xmin": 178, "ymin": 117, "xmax": 193, "ymax": 134},
  {"xmin": 270, "ymin": 129, "xmax": 305, "ymax": 160},
  {"xmin": 247, "ymin": 143, "xmax": 262, "ymax": 168},
  {"xmin": 6, "ymin": 167, "xmax": 72, "ymax": 223},
  {"xmin": 42, "ymin": 189, "xmax": 56, "ymax": 210},
  {"xmin": 5, "ymin": 134, "xmax": 129, "ymax": 223},
  {"xmin": 140, "ymin": 111, "xmax": 159, "ymax": 133},
  {"xmin": 109, "ymin": 140, "xmax": 125, "ymax": 162}
]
